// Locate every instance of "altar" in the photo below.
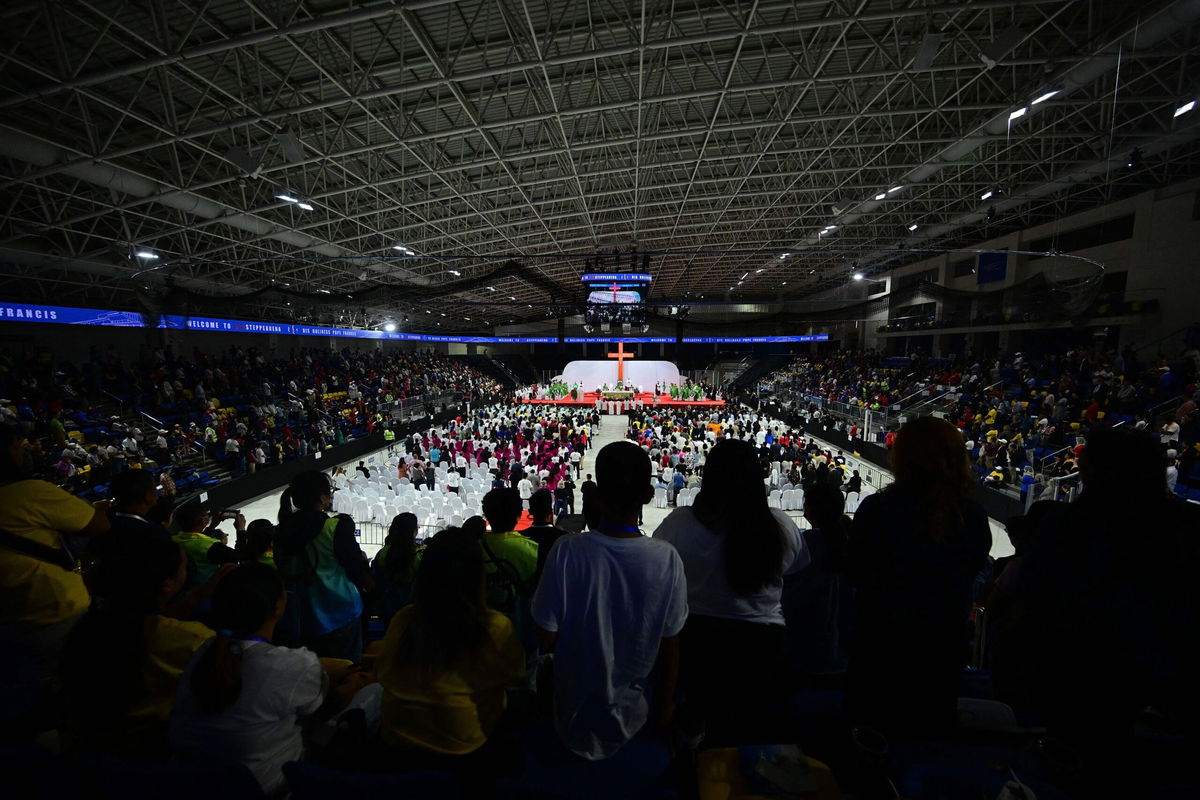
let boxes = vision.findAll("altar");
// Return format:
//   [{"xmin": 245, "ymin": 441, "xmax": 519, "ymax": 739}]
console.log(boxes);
[{"xmin": 600, "ymin": 390, "xmax": 635, "ymax": 400}]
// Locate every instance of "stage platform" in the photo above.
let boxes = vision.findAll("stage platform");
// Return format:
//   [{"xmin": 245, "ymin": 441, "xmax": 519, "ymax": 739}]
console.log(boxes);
[{"xmin": 519, "ymin": 391, "xmax": 724, "ymax": 409}]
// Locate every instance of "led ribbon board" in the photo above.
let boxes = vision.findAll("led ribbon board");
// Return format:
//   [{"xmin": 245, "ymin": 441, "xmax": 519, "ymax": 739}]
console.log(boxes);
[{"xmin": 0, "ymin": 302, "xmax": 828, "ymax": 344}]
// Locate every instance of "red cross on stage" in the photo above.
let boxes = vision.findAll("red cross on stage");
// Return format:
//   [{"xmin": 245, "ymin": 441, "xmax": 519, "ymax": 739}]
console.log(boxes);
[
  {"xmin": 609, "ymin": 282, "xmax": 620, "ymax": 302},
  {"xmin": 607, "ymin": 341, "xmax": 635, "ymax": 382}
]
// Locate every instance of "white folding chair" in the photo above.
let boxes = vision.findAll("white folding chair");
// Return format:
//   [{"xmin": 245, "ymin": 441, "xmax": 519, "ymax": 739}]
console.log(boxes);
[
  {"xmin": 768, "ymin": 490, "xmax": 783, "ymax": 509},
  {"xmin": 654, "ymin": 487, "xmax": 668, "ymax": 509}
]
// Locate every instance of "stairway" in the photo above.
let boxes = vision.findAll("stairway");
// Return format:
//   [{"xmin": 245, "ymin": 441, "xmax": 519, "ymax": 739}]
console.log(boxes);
[{"xmin": 729, "ymin": 354, "xmax": 795, "ymax": 392}]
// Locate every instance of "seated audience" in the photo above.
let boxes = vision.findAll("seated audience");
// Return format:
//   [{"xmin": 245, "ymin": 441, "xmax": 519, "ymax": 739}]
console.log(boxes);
[
  {"xmin": 274, "ymin": 471, "xmax": 371, "ymax": 661},
  {"xmin": 61, "ymin": 529, "xmax": 213, "ymax": 756},
  {"xmin": 845, "ymin": 416, "xmax": 990, "ymax": 738},
  {"xmin": 653, "ymin": 438, "xmax": 809, "ymax": 742},
  {"xmin": 532, "ymin": 441, "xmax": 687, "ymax": 760}
]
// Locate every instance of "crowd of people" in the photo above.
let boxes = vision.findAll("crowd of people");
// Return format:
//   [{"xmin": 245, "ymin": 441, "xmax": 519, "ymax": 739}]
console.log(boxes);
[
  {"xmin": 0, "ymin": 344, "xmax": 505, "ymax": 497},
  {"xmin": 1, "ymin": 338, "xmax": 1197, "ymax": 798},
  {"xmin": 753, "ymin": 343, "xmax": 1199, "ymax": 498}
]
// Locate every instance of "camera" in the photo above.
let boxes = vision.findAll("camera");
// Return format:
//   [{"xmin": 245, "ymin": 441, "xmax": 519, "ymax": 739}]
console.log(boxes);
[{"xmin": 218, "ymin": 509, "xmax": 241, "ymax": 521}]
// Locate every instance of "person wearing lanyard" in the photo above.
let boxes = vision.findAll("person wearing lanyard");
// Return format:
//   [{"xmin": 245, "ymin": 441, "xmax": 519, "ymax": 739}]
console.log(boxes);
[{"xmin": 531, "ymin": 441, "xmax": 688, "ymax": 760}]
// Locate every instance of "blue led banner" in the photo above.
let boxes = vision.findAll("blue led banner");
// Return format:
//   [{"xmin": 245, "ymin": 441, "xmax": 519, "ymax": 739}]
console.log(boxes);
[
  {"xmin": 0, "ymin": 302, "xmax": 829, "ymax": 345},
  {"xmin": 0, "ymin": 301, "xmax": 555, "ymax": 343},
  {"xmin": 682, "ymin": 335, "xmax": 829, "ymax": 343},
  {"xmin": 563, "ymin": 337, "xmax": 675, "ymax": 343}
]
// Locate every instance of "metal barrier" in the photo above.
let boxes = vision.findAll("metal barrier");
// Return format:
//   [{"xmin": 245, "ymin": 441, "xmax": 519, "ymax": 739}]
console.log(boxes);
[{"xmin": 354, "ymin": 518, "xmax": 457, "ymax": 547}]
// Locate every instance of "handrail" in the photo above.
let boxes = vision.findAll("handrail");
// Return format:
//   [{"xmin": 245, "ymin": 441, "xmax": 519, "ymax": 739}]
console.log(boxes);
[
  {"xmin": 1037, "ymin": 445, "xmax": 1073, "ymax": 471},
  {"xmin": 140, "ymin": 410, "xmax": 165, "ymax": 429}
]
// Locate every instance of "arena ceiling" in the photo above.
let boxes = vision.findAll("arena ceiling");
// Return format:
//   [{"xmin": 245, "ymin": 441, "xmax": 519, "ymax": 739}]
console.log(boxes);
[{"xmin": 0, "ymin": 0, "xmax": 1198, "ymax": 332}]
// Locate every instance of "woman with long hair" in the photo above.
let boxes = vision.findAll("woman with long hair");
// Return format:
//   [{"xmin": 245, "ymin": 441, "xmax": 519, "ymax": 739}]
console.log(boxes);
[
  {"xmin": 375, "ymin": 527, "xmax": 524, "ymax": 760},
  {"xmin": 652, "ymin": 438, "xmax": 810, "ymax": 742},
  {"xmin": 171, "ymin": 563, "xmax": 373, "ymax": 796},
  {"xmin": 60, "ymin": 529, "xmax": 212, "ymax": 756},
  {"xmin": 371, "ymin": 512, "xmax": 423, "ymax": 623},
  {"xmin": 274, "ymin": 471, "xmax": 372, "ymax": 661},
  {"xmin": 845, "ymin": 416, "xmax": 990, "ymax": 737}
]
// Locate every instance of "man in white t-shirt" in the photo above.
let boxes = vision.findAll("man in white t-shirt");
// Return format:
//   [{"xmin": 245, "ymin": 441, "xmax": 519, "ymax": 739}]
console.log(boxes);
[{"xmin": 532, "ymin": 441, "xmax": 687, "ymax": 760}]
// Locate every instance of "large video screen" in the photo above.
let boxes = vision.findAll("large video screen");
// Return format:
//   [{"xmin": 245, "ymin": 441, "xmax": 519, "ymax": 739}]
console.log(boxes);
[{"xmin": 587, "ymin": 289, "xmax": 643, "ymax": 304}]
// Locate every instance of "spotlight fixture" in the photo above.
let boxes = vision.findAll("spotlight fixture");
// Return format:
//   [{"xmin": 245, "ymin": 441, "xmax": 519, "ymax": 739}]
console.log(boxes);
[
  {"xmin": 1032, "ymin": 90, "xmax": 1060, "ymax": 105},
  {"xmin": 134, "ymin": 250, "xmax": 159, "ymax": 260},
  {"xmin": 448, "ymin": 270, "xmax": 461, "ymax": 276},
  {"xmin": 740, "ymin": 272, "xmax": 749, "ymax": 280},
  {"xmin": 275, "ymin": 194, "xmax": 298, "ymax": 203},
  {"xmin": 1127, "ymin": 147, "xmax": 1143, "ymax": 169},
  {"xmin": 391, "ymin": 244, "xmax": 415, "ymax": 255},
  {"xmin": 296, "ymin": 202, "xmax": 314, "ymax": 211},
  {"xmin": 487, "ymin": 286, "xmax": 496, "ymax": 291},
  {"xmin": 887, "ymin": 186, "xmax": 903, "ymax": 194},
  {"xmin": 1174, "ymin": 100, "xmax": 1195, "ymax": 118},
  {"xmin": 907, "ymin": 223, "xmax": 919, "ymax": 232},
  {"xmin": 779, "ymin": 253, "xmax": 789, "ymax": 259},
  {"xmin": 383, "ymin": 322, "xmax": 397, "ymax": 332},
  {"xmin": 874, "ymin": 193, "xmax": 887, "ymax": 200},
  {"xmin": 853, "ymin": 272, "xmax": 864, "ymax": 281},
  {"xmin": 1008, "ymin": 106, "xmax": 1028, "ymax": 122},
  {"xmin": 980, "ymin": 190, "xmax": 994, "ymax": 200},
  {"xmin": 756, "ymin": 269, "xmax": 764, "ymax": 274}
]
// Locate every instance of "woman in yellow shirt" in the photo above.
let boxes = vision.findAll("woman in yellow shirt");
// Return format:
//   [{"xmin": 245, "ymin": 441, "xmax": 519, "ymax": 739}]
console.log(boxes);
[
  {"xmin": 61, "ymin": 528, "xmax": 212, "ymax": 757},
  {"xmin": 0, "ymin": 424, "xmax": 110, "ymax": 735},
  {"xmin": 376, "ymin": 527, "xmax": 525, "ymax": 760}
]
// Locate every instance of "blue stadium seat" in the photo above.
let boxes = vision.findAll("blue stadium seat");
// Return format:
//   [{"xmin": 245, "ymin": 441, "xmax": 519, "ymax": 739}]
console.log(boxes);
[{"xmin": 282, "ymin": 761, "xmax": 463, "ymax": 800}]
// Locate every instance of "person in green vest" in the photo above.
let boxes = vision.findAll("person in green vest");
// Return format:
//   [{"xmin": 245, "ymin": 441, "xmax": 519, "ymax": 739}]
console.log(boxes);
[
  {"xmin": 235, "ymin": 518, "xmax": 276, "ymax": 569},
  {"xmin": 480, "ymin": 488, "xmax": 539, "ymax": 651},
  {"xmin": 273, "ymin": 471, "xmax": 373, "ymax": 661},
  {"xmin": 383, "ymin": 427, "xmax": 396, "ymax": 444},
  {"xmin": 172, "ymin": 504, "xmax": 240, "ymax": 592}
]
